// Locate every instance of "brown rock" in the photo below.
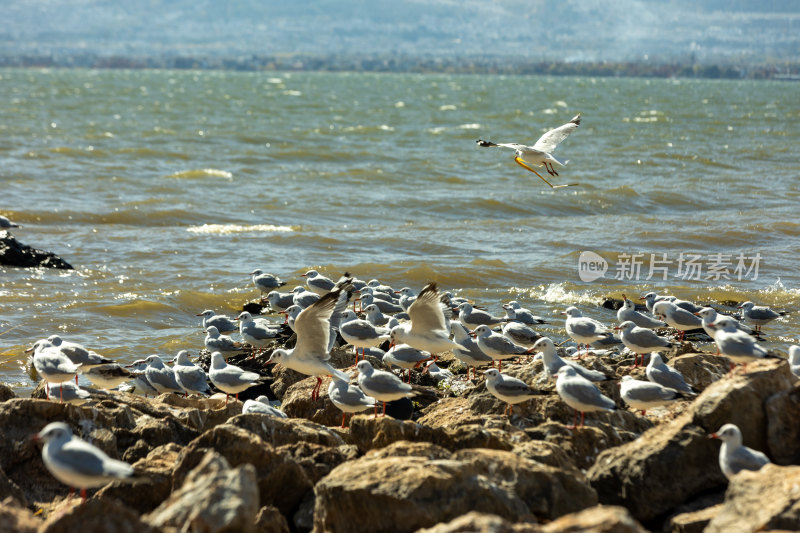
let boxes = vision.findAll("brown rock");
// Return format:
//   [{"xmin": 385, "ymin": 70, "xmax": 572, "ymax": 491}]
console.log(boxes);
[
  {"xmin": 348, "ymin": 415, "xmax": 450, "ymax": 453},
  {"xmin": 228, "ymin": 413, "xmax": 346, "ymax": 447},
  {"xmin": 281, "ymin": 375, "xmax": 341, "ymax": 426},
  {"xmin": 0, "ymin": 496, "xmax": 38, "ymax": 533},
  {"xmin": 0, "ymin": 384, "xmax": 15, "ymax": 402},
  {"xmin": 669, "ymin": 504, "xmax": 722, "ymax": 533},
  {"xmin": 705, "ymin": 464, "xmax": 800, "ymax": 533},
  {"xmin": 277, "ymin": 441, "xmax": 359, "ymax": 484},
  {"xmin": 40, "ymin": 497, "xmax": 155, "ymax": 533},
  {"xmin": 255, "ymin": 505, "xmax": 291, "ymax": 533},
  {"xmin": 765, "ymin": 381, "xmax": 800, "ymax": 465},
  {"xmin": 146, "ymin": 450, "xmax": 259, "ymax": 533},
  {"xmin": 539, "ymin": 505, "xmax": 647, "ymax": 533},
  {"xmin": 670, "ymin": 352, "xmax": 730, "ymax": 390},
  {"xmin": 415, "ymin": 511, "xmax": 538, "ymax": 533},
  {"xmin": 587, "ymin": 359, "xmax": 794, "ymax": 522},
  {"xmin": 0, "ymin": 466, "xmax": 26, "ymax": 506}
]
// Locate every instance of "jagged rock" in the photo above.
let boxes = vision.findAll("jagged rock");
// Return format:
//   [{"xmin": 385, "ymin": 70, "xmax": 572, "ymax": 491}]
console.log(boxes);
[
  {"xmin": 172, "ymin": 424, "xmax": 313, "ymax": 516},
  {"xmin": 0, "ymin": 496, "xmax": 38, "ymax": 533},
  {"xmin": 704, "ymin": 464, "xmax": 800, "ymax": 533},
  {"xmin": 277, "ymin": 441, "xmax": 359, "ymax": 484},
  {"xmin": 255, "ymin": 505, "xmax": 291, "ymax": 533},
  {"xmin": 765, "ymin": 381, "xmax": 800, "ymax": 465},
  {"xmin": 416, "ymin": 511, "xmax": 537, "ymax": 533},
  {"xmin": 670, "ymin": 353, "xmax": 730, "ymax": 390},
  {"xmin": 40, "ymin": 497, "xmax": 155, "ymax": 533},
  {"xmin": 313, "ymin": 446, "xmax": 597, "ymax": 533},
  {"xmin": 146, "ymin": 450, "xmax": 259, "ymax": 533},
  {"xmin": 538, "ymin": 505, "xmax": 647, "ymax": 533},
  {"xmin": 228, "ymin": 413, "xmax": 345, "ymax": 447},
  {"xmin": 281, "ymin": 375, "xmax": 342, "ymax": 426},
  {"xmin": 347, "ymin": 415, "xmax": 451, "ymax": 453},
  {"xmin": 0, "ymin": 384, "xmax": 15, "ymax": 402},
  {"xmin": 668, "ymin": 504, "xmax": 722, "ymax": 533},
  {"xmin": 587, "ymin": 359, "xmax": 794, "ymax": 522},
  {"xmin": 0, "ymin": 466, "xmax": 26, "ymax": 506},
  {"xmin": 0, "ymin": 230, "xmax": 73, "ymax": 269}
]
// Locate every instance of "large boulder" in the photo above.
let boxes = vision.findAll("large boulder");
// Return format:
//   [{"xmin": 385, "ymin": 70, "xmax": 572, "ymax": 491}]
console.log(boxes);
[
  {"xmin": 587, "ymin": 359, "xmax": 794, "ymax": 522},
  {"xmin": 704, "ymin": 464, "xmax": 800, "ymax": 532},
  {"xmin": 39, "ymin": 497, "xmax": 155, "ymax": 533},
  {"xmin": 538, "ymin": 505, "xmax": 648, "ymax": 533},
  {"xmin": 765, "ymin": 380, "xmax": 800, "ymax": 465}
]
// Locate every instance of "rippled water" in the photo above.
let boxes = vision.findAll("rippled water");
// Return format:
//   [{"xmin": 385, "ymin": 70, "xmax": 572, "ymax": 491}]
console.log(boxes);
[{"xmin": 1, "ymin": 69, "xmax": 799, "ymax": 393}]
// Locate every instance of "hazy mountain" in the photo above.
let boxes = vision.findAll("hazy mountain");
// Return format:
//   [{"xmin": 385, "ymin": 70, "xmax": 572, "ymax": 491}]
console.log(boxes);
[{"xmin": 2, "ymin": 0, "xmax": 798, "ymax": 64}]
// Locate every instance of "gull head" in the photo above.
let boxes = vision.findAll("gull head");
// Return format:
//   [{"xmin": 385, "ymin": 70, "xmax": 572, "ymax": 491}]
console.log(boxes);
[
  {"xmin": 197, "ymin": 309, "xmax": 215, "ymax": 318},
  {"xmin": 531, "ymin": 337, "xmax": 555, "ymax": 354},
  {"xmin": 205, "ymin": 325, "xmax": 220, "ymax": 337},
  {"xmin": 737, "ymin": 301, "xmax": 755, "ymax": 311},
  {"xmin": 614, "ymin": 321, "xmax": 637, "ymax": 333},
  {"xmin": 562, "ymin": 306, "xmax": 582, "ymax": 318},
  {"xmin": 210, "ymin": 352, "xmax": 226, "ymax": 368},
  {"xmin": 35, "ymin": 422, "xmax": 73, "ymax": 446},
  {"xmin": 250, "ymin": 268, "xmax": 263, "ymax": 277},
  {"xmin": 470, "ymin": 325, "xmax": 493, "ymax": 338},
  {"xmin": 144, "ymin": 354, "xmax": 165, "ymax": 368},
  {"xmin": 356, "ymin": 360, "xmax": 374, "ymax": 376},
  {"xmin": 710, "ymin": 423, "xmax": 743, "ymax": 446},
  {"xmin": 483, "ymin": 368, "xmax": 500, "ymax": 380},
  {"xmin": 266, "ymin": 349, "xmax": 289, "ymax": 367},
  {"xmin": 236, "ymin": 311, "xmax": 253, "ymax": 322},
  {"xmin": 301, "ymin": 269, "xmax": 319, "ymax": 278},
  {"xmin": 694, "ymin": 307, "xmax": 717, "ymax": 320},
  {"xmin": 709, "ymin": 317, "xmax": 738, "ymax": 332},
  {"xmin": 174, "ymin": 350, "xmax": 191, "ymax": 365}
]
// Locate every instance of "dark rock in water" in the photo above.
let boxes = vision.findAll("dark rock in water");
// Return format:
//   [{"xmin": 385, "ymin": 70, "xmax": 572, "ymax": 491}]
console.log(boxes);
[{"xmin": 0, "ymin": 231, "xmax": 73, "ymax": 269}]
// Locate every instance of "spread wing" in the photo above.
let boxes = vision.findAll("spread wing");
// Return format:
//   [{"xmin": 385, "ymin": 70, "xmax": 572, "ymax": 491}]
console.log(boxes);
[
  {"xmin": 532, "ymin": 114, "xmax": 581, "ymax": 153},
  {"xmin": 408, "ymin": 283, "xmax": 447, "ymax": 335},
  {"xmin": 293, "ymin": 289, "xmax": 340, "ymax": 359}
]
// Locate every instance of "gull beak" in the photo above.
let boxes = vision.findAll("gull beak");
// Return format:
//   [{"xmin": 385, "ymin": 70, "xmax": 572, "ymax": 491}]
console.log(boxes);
[
  {"xmin": 24, "ymin": 346, "xmax": 35, "ymax": 353},
  {"xmin": 639, "ymin": 296, "xmax": 646, "ymax": 300},
  {"xmin": 693, "ymin": 312, "xmax": 702, "ymax": 317},
  {"xmin": 195, "ymin": 313, "xmax": 204, "ymax": 317},
  {"xmin": 708, "ymin": 322, "xmax": 716, "ymax": 327},
  {"xmin": 613, "ymin": 326, "xmax": 621, "ymax": 331},
  {"xmin": 709, "ymin": 433, "xmax": 719, "ymax": 439}
]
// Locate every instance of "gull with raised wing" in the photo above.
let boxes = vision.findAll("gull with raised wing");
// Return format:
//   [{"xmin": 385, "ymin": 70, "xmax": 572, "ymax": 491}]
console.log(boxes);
[
  {"xmin": 477, "ymin": 114, "xmax": 581, "ymax": 188},
  {"xmin": 389, "ymin": 282, "xmax": 461, "ymax": 358},
  {"xmin": 209, "ymin": 352, "xmax": 261, "ymax": 404},
  {"xmin": 35, "ymin": 422, "xmax": 135, "ymax": 503},
  {"xmin": 172, "ymin": 350, "xmax": 211, "ymax": 397},
  {"xmin": 646, "ymin": 353, "xmax": 697, "ymax": 395},
  {"xmin": 531, "ymin": 337, "xmax": 606, "ymax": 382},
  {"xmin": 356, "ymin": 360, "xmax": 414, "ymax": 417},
  {"xmin": 614, "ymin": 320, "xmax": 673, "ymax": 368},
  {"xmin": 196, "ymin": 310, "xmax": 237, "ymax": 334},
  {"xmin": 556, "ymin": 366, "xmax": 616, "ymax": 429},
  {"xmin": 471, "ymin": 324, "xmax": 532, "ymax": 371},
  {"xmin": 484, "ymin": 368, "xmax": 539, "ymax": 415},
  {"xmin": 620, "ymin": 375, "xmax": 685, "ymax": 415},
  {"xmin": 265, "ymin": 289, "xmax": 351, "ymax": 401},
  {"xmin": 328, "ymin": 376, "xmax": 377, "ymax": 428},
  {"xmin": 710, "ymin": 423, "xmax": 771, "ymax": 479}
]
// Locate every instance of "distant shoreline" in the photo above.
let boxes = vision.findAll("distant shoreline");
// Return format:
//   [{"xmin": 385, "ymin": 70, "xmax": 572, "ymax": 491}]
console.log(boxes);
[{"xmin": 1, "ymin": 53, "xmax": 798, "ymax": 81}]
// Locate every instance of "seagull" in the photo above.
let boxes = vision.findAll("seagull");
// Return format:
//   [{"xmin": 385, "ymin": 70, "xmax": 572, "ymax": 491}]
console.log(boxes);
[
  {"xmin": 26, "ymin": 339, "xmax": 81, "ymax": 401},
  {"xmin": 382, "ymin": 344, "xmax": 432, "ymax": 382},
  {"xmin": 617, "ymin": 294, "xmax": 666, "ymax": 329},
  {"xmin": 208, "ymin": 352, "xmax": 261, "ymax": 405},
  {"xmin": 389, "ymin": 282, "xmax": 461, "ymax": 358},
  {"xmin": 250, "ymin": 269, "xmax": 286, "ymax": 296},
  {"xmin": 620, "ymin": 375, "xmax": 685, "ymax": 415},
  {"xmin": 47, "ymin": 335, "xmax": 113, "ymax": 380},
  {"xmin": 646, "ymin": 353, "xmax": 697, "ymax": 395},
  {"xmin": 363, "ymin": 303, "xmax": 392, "ymax": 327},
  {"xmin": 695, "ymin": 307, "xmax": 754, "ymax": 343},
  {"xmin": 737, "ymin": 301, "xmax": 786, "ymax": 333},
  {"xmin": 204, "ymin": 325, "xmax": 243, "ymax": 355},
  {"xmin": 476, "ymin": 114, "xmax": 581, "ymax": 188},
  {"xmin": 0, "ymin": 214, "xmax": 20, "ymax": 228},
  {"xmin": 360, "ymin": 292, "xmax": 403, "ymax": 314},
  {"xmin": 449, "ymin": 321, "xmax": 493, "ymax": 380},
  {"xmin": 327, "ymin": 376, "xmax": 377, "ymax": 428},
  {"xmin": 124, "ymin": 359, "xmax": 159, "ymax": 397},
  {"xmin": 266, "ymin": 290, "xmax": 295, "ymax": 314},
  {"xmin": 302, "ymin": 269, "xmax": 336, "ymax": 296},
  {"xmin": 483, "ymin": 368, "xmax": 540, "ymax": 415},
  {"xmin": 82, "ymin": 364, "xmax": 133, "ymax": 390},
  {"xmin": 143, "ymin": 354, "xmax": 183, "ymax": 395},
  {"xmin": 555, "ymin": 366, "xmax": 616, "ymax": 429},
  {"xmin": 356, "ymin": 360, "xmax": 414, "ymax": 418},
  {"xmin": 471, "ymin": 324, "xmax": 532, "ymax": 371},
  {"xmin": 789, "ymin": 346, "xmax": 800, "ymax": 378},
  {"xmin": 292, "ymin": 286, "xmax": 322, "ymax": 309},
  {"xmin": 242, "ymin": 396, "xmax": 287, "ymax": 418},
  {"xmin": 708, "ymin": 316, "xmax": 771, "ymax": 372},
  {"xmin": 237, "ymin": 311, "xmax": 280, "ymax": 353},
  {"xmin": 196, "ymin": 310, "xmax": 237, "ymax": 334},
  {"xmin": 35, "ymin": 422, "xmax": 135, "ymax": 503},
  {"xmin": 265, "ymin": 289, "xmax": 351, "ymax": 401},
  {"xmin": 46, "ymin": 382, "xmax": 91, "ymax": 405},
  {"xmin": 562, "ymin": 306, "xmax": 613, "ymax": 358},
  {"xmin": 456, "ymin": 302, "xmax": 505, "ymax": 329},
  {"xmin": 641, "ymin": 293, "xmax": 701, "ymax": 314},
  {"xmin": 339, "ymin": 310, "xmax": 391, "ymax": 362},
  {"xmin": 424, "ymin": 360, "xmax": 454, "ymax": 382},
  {"xmin": 530, "ymin": 337, "xmax": 606, "ymax": 382},
  {"xmin": 710, "ymin": 423, "xmax": 771, "ymax": 479},
  {"xmin": 614, "ymin": 320, "xmax": 673, "ymax": 368},
  {"xmin": 652, "ymin": 301, "xmax": 703, "ymax": 341},
  {"xmin": 503, "ymin": 302, "xmax": 548, "ymax": 325},
  {"xmin": 396, "ymin": 287, "xmax": 417, "ymax": 312},
  {"xmin": 171, "ymin": 350, "xmax": 211, "ymax": 397},
  {"xmin": 501, "ymin": 321, "xmax": 541, "ymax": 347}
]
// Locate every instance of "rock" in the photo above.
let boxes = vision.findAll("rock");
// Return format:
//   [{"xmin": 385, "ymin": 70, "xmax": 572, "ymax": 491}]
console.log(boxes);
[
  {"xmin": 347, "ymin": 415, "xmax": 451, "ymax": 453},
  {"xmin": 669, "ymin": 504, "xmax": 722, "ymax": 533},
  {"xmin": 255, "ymin": 505, "xmax": 291, "ymax": 533},
  {"xmin": 0, "ymin": 496, "xmax": 38, "ymax": 533},
  {"xmin": 146, "ymin": 450, "xmax": 259, "ymax": 533},
  {"xmin": 228, "ymin": 413, "xmax": 345, "ymax": 447},
  {"xmin": 281, "ymin": 375, "xmax": 342, "ymax": 426},
  {"xmin": 416, "ymin": 511, "xmax": 537, "ymax": 533},
  {"xmin": 704, "ymin": 464, "xmax": 800, "ymax": 533},
  {"xmin": 313, "ymin": 446, "xmax": 597, "ymax": 533},
  {"xmin": 587, "ymin": 359, "xmax": 794, "ymax": 523},
  {"xmin": 670, "ymin": 353, "xmax": 730, "ymax": 390},
  {"xmin": 765, "ymin": 380, "xmax": 800, "ymax": 465},
  {"xmin": 539, "ymin": 505, "xmax": 648, "ymax": 533},
  {"xmin": 0, "ymin": 230, "xmax": 73, "ymax": 269},
  {"xmin": 277, "ymin": 441, "xmax": 359, "ymax": 484},
  {"xmin": 40, "ymin": 497, "xmax": 155, "ymax": 533},
  {"xmin": 172, "ymin": 423, "xmax": 313, "ymax": 516},
  {"xmin": 0, "ymin": 466, "xmax": 26, "ymax": 506},
  {"xmin": 0, "ymin": 384, "xmax": 15, "ymax": 402}
]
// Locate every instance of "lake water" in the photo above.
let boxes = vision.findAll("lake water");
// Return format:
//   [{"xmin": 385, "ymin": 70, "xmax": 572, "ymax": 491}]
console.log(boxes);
[{"xmin": 1, "ymin": 68, "xmax": 798, "ymax": 393}]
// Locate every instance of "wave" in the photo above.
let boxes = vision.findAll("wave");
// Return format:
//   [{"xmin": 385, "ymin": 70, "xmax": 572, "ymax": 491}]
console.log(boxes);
[
  {"xmin": 166, "ymin": 169, "xmax": 233, "ymax": 180},
  {"xmin": 186, "ymin": 224, "xmax": 294, "ymax": 235}
]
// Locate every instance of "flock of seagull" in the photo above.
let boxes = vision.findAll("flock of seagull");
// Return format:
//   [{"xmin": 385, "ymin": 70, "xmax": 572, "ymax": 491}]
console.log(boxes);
[{"xmin": 21, "ymin": 266, "xmax": 796, "ymax": 502}]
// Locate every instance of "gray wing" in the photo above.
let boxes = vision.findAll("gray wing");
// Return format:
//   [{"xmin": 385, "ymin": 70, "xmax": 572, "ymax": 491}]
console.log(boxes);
[
  {"xmin": 178, "ymin": 367, "xmax": 210, "ymax": 394},
  {"xmin": 209, "ymin": 316, "xmax": 237, "ymax": 332},
  {"xmin": 672, "ymin": 308, "xmax": 702, "ymax": 328},
  {"xmin": 648, "ymin": 364, "xmax": 693, "ymax": 393},
  {"xmin": 342, "ymin": 320, "xmax": 388, "ymax": 341},
  {"xmin": 625, "ymin": 382, "xmax": 677, "ymax": 403},
  {"xmin": 749, "ymin": 307, "xmax": 781, "ymax": 321},
  {"xmin": 569, "ymin": 317, "xmax": 607, "ymax": 337},
  {"xmin": 532, "ymin": 114, "xmax": 580, "ymax": 153},
  {"xmin": 561, "ymin": 378, "xmax": 615, "ymax": 410},
  {"xmin": 629, "ymin": 311, "xmax": 666, "ymax": 329},
  {"xmin": 627, "ymin": 328, "xmax": 671, "ymax": 348},
  {"xmin": 330, "ymin": 381, "xmax": 376, "ymax": 408},
  {"xmin": 60, "ymin": 440, "xmax": 132, "ymax": 478},
  {"xmin": 483, "ymin": 334, "xmax": 528, "ymax": 355},
  {"xmin": 569, "ymin": 362, "xmax": 607, "ymax": 382},
  {"xmin": 726, "ymin": 447, "xmax": 770, "ymax": 475},
  {"xmin": 495, "ymin": 377, "xmax": 535, "ymax": 397},
  {"xmin": 718, "ymin": 333, "xmax": 767, "ymax": 358},
  {"xmin": 362, "ymin": 371, "xmax": 413, "ymax": 395}
]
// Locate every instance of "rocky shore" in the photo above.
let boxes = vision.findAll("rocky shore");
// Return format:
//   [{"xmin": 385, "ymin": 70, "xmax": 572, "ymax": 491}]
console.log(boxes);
[{"xmin": 3, "ymin": 315, "xmax": 799, "ymax": 532}]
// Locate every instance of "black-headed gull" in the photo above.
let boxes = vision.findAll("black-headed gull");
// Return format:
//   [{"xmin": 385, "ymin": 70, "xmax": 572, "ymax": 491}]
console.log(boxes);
[
  {"xmin": 471, "ymin": 324, "xmax": 531, "ymax": 371},
  {"xmin": 26, "ymin": 339, "xmax": 81, "ymax": 401},
  {"xmin": 449, "ymin": 321, "xmax": 493, "ymax": 380},
  {"xmin": 456, "ymin": 302, "xmax": 504, "ymax": 329},
  {"xmin": 356, "ymin": 360, "xmax": 414, "ymax": 418},
  {"xmin": 652, "ymin": 301, "xmax": 702, "ymax": 341},
  {"xmin": 483, "ymin": 368, "xmax": 539, "ymax": 415},
  {"xmin": 250, "ymin": 269, "xmax": 286, "ymax": 296},
  {"xmin": 710, "ymin": 423, "xmax": 770, "ymax": 479},
  {"xmin": 196, "ymin": 309, "xmax": 237, "ymax": 334},
  {"xmin": 204, "ymin": 325, "xmax": 243, "ymax": 355},
  {"xmin": 143, "ymin": 354, "xmax": 183, "ymax": 395},
  {"xmin": 389, "ymin": 282, "xmax": 460, "ymax": 358},
  {"xmin": 708, "ymin": 316, "xmax": 771, "ymax": 372},
  {"xmin": 614, "ymin": 320, "xmax": 673, "ymax": 368},
  {"xmin": 209, "ymin": 352, "xmax": 261, "ymax": 404},
  {"xmin": 737, "ymin": 301, "xmax": 786, "ymax": 333},
  {"xmin": 555, "ymin": 366, "xmax": 616, "ymax": 429},
  {"xmin": 530, "ymin": 337, "xmax": 606, "ymax": 382},
  {"xmin": 242, "ymin": 396, "xmax": 287, "ymax": 418},
  {"xmin": 616, "ymin": 294, "xmax": 666, "ymax": 329},
  {"xmin": 327, "ymin": 376, "xmax": 377, "ymax": 428},
  {"xmin": 172, "ymin": 350, "xmax": 211, "ymax": 397},
  {"xmin": 562, "ymin": 306, "xmax": 613, "ymax": 358},
  {"xmin": 620, "ymin": 375, "xmax": 684, "ymax": 415},
  {"xmin": 302, "ymin": 269, "xmax": 335, "ymax": 296},
  {"xmin": 645, "ymin": 353, "xmax": 697, "ymax": 395}
]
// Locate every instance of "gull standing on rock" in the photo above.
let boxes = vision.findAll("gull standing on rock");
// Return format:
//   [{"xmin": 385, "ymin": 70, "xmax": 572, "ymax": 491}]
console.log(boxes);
[
  {"xmin": 449, "ymin": 322, "xmax": 493, "ymax": 380},
  {"xmin": 710, "ymin": 423, "xmax": 771, "ymax": 479},
  {"xmin": 652, "ymin": 301, "xmax": 703, "ymax": 341},
  {"xmin": 356, "ymin": 360, "xmax": 414, "ymax": 418},
  {"xmin": 302, "ymin": 269, "xmax": 336, "ymax": 296},
  {"xmin": 363, "ymin": 304, "xmax": 392, "ymax": 327},
  {"xmin": 614, "ymin": 320, "xmax": 673, "ymax": 368},
  {"xmin": 196, "ymin": 310, "xmax": 237, "ymax": 334},
  {"xmin": 242, "ymin": 396, "xmax": 287, "ymax": 418},
  {"xmin": 172, "ymin": 350, "xmax": 211, "ymax": 397},
  {"xmin": 646, "ymin": 353, "xmax": 697, "ymax": 395},
  {"xmin": 471, "ymin": 324, "xmax": 532, "ymax": 371},
  {"xmin": 620, "ymin": 375, "xmax": 685, "ymax": 415},
  {"xmin": 424, "ymin": 361, "xmax": 454, "ymax": 382},
  {"xmin": 389, "ymin": 282, "xmax": 461, "ymax": 359},
  {"xmin": 143, "ymin": 354, "xmax": 183, "ymax": 395},
  {"xmin": 456, "ymin": 302, "xmax": 505, "ymax": 329},
  {"xmin": 503, "ymin": 302, "xmax": 548, "ymax": 325},
  {"xmin": 737, "ymin": 301, "xmax": 786, "ymax": 333},
  {"xmin": 209, "ymin": 352, "xmax": 261, "ymax": 404},
  {"xmin": 501, "ymin": 321, "xmax": 541, "ymax": 347},
  {"xmin": 251, "ymin": 269, "xmax": 286, "ymax": 296},
  {"xmin": 530, "ymin": 337, "xmax": 606, "ymax": 382},
  {"xmin": 555, "ymin": 366, "xmax": 616, "ymax": 429},
  {"xmin": 382, "ymin": 344, "xmax": 432, "ymax": 382},
  {"xmin": 328, "ymin": 376, "xmax": 377, "ymax": 428},
  {"xmin": 266, "ymin": 289, "xmax": 351, "ymax": 401},
  {"xmin": 709, "ymin": 317, "xmax": 771, "ymax": 372},
  {"xmin": 204, "ymin": 325, "xmax": 243, "ymax": 355},
  {"xmin": 124, "ymin": 359, "xmax": 159, "ymax": 397},
  {"xmin": 695, "ymin": 307, "xmax": 754, "ymax": 345},
  {"xmin": 617, "ymin": 294, "xmax": 666, "ymax": 329},
  {"xmin": 35, "ymin": 422, "xmax": 135, "ymax": 503},
  {"xmin": 562, "ymin": 307, "xmax": 613, "ymax": 358},
  {"xmin": 339, "ymin": 310, "xmax": 391, "ymax": 362},
  {"xmin": 237, "ymin": 311, "xmax": 280, "ymax": 354},
  {"xmin": 483, "ymin": 368, "xmax": 540, "ymax": 415},
  {"xmin": 26, "ymin": 339, "xmax": 81, "ymax": 401},
  {"xmin": 266, "ymin": 290, "xmax": 295, "ymax": 314}
]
